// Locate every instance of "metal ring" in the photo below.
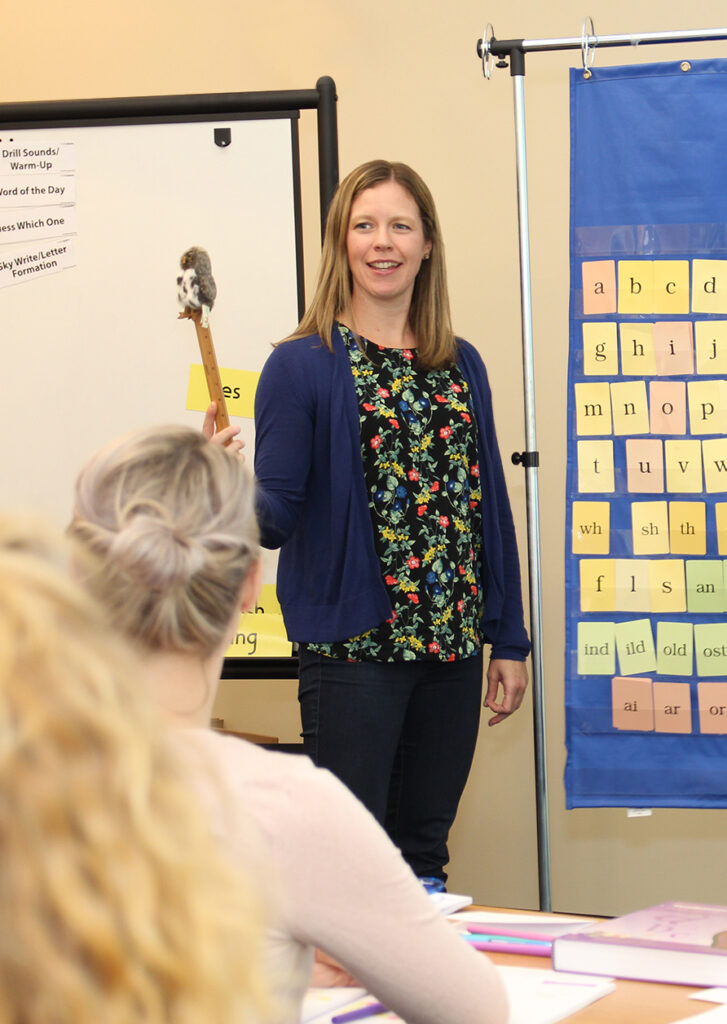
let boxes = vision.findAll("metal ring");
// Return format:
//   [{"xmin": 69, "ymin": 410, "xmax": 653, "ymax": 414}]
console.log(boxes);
[
  {"xmin": 581, "ymin": 15, "xmax": 596, "ymax": 76},
  {"xmin": 481, "ymin": 22, "xmax": 495, "ymax": 80}
]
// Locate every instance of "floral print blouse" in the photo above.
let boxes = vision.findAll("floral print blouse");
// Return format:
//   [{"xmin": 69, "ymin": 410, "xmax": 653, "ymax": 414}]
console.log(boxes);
[{"xmin": 307, "ymin": 324, "xmax": 484, "ymax": 662}]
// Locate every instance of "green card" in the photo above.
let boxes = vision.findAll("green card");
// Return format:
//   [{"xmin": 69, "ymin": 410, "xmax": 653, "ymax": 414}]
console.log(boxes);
[
  {"xmin": 686, "ymin": 560, "xmax": 725, "ymax": 613},
  {"xmin": 577, "ymin": 621, "xmax": 616, "ymax": 676},
  {"xmin": 615, "ymin": 618, "xmax": 657, "ymax": 676},
  {"xmin": 656, "ymin": 620, "xmax": 693, "ymax": 676},
  {"xmin": 695, "ymin": 623, "xmax": 727, "ymax": 677}
]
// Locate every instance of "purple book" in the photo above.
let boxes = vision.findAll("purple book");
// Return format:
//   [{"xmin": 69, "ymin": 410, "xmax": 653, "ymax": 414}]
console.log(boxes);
[{"xmin": 552, "ymin": 901, "xmax": 727, "ymax": 986}]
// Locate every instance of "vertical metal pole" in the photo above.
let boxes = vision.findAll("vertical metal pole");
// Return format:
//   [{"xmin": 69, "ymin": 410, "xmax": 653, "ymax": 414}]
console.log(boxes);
[{"xmin": 509, "ymin": 47, "xmax": 551, "ymax": 911}]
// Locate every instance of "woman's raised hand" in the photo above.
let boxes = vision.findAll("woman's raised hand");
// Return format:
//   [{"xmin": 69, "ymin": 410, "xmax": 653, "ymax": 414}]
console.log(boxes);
[{"xmin": 202, "ymin": 403, "xmax": 245, "ymax": 459}]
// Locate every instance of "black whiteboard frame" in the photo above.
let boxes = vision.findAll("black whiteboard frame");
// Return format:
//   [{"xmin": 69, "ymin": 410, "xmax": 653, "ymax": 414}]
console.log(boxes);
[{"xmin": 0, "ymin": 77, "xmax": 338, "ymax": 682}]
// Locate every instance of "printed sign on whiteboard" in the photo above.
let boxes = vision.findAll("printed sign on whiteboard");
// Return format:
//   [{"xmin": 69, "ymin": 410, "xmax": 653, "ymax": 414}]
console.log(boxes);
[
  {"xmin": 0, "ymin": 205, "xmax": 77, "ymax": 245},
  {"xmin": 0, "ymin": 141, "xmax": 75, "ymax": 176},
  {"xmin": 0, "ymin": 239, "xmax": 76, "ymax": 289},
  {"xmin": 0, "ymin": 175, "xmax": 77, "ymax": 208}
]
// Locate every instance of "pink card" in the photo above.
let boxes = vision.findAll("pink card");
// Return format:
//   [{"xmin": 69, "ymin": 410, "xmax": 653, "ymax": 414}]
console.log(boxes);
[
  {"xmin": 582, "ymin": 260, "xmax": 617, "ymax": 315},
  {"xmin": 653, "ymin": 682, "xmax": 692, "ymax": 734},
  {"xmin": 612, "ymin": 676, "xmax": 655, "ymax": 731},
  {"xmin": 697, "ymin": 683, "xmax": 727, "ymax": 734},
  {"xmin": 626, "ymin": 439, "xmax": 664, "ymax": 493},
  {"xmin": 653, "ymin": 321, "xmax": 694, "ymax": 375}
]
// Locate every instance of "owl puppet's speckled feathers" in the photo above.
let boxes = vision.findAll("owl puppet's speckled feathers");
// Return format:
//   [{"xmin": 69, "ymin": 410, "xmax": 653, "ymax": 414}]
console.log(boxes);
[{"xmin": 177, "ymin": 246, "xmax": 217, "ymax": 315}]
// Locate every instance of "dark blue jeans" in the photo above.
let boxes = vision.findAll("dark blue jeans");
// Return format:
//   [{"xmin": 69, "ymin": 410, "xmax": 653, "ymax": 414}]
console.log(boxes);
[{"xmin": 298, "ymin": 649, "xmax": 484, "ymax": 882}]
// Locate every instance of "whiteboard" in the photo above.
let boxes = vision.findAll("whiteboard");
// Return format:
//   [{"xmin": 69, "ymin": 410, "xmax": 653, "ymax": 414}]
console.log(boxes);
[{"xmin": 0, "ymin": 114, "xmax": 301, "ymax": 529}]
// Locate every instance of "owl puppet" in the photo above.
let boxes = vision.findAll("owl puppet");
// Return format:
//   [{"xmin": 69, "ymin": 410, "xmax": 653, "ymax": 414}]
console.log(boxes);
[{"xmin": 177, "ymin": 246, "xmax": 217, "ymax": 327}]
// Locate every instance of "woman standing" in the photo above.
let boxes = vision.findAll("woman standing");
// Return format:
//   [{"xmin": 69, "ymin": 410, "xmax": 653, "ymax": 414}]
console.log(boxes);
[{"xmin": 254, "ymin": 160, "xmax": 530, "ymax": 883}]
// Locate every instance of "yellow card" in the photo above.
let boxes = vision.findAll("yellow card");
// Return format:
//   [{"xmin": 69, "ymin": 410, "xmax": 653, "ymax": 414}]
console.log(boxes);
[
  {"xmin": 669, "ymin": 501, "xmax": 706, "ymax": 555},
  {"xmin": 688, "ymin": 379, "xmax": 727, "ymax": 435},
  {"xmin": 575, "ymin": 381, "xmax": 612, "ymax": 435},
  {"xmin": 619, "ymin": 323, "xmax": 656, "ymax": 376},
  {"xmin": 653, "ymin": 682, "xmax": 692, "ymax": 734},
  {"xmin": 226, "ymin": 584, "xmax": 292, "ymax": 658},
  {"xmin": 186, "ymin": 364, "xmax": 260, "ymax": 419},
  {"xmin": 611, "ymin": 380, "xmax": 650, "ymax": 435},
  {"xmin": 618, "ymin": 260, "xmax": 654, "ymax": 314},
  {"xmin": 631, "ymin": 500, "xmax": 669, "ymax": 555},
  {"xmin": 694, "ymin": 623, "xmax": 727, "ymax": 676},
  {"xmin": 612, "ymin": 676, "xmax": 655, "ymax": 732},
  {"xmin": 652, "ymin": 260, "xmax": 690, "ymax": 315},
  {"xmin": 648, "ymin": 558, "xmax": 687, "ymax": 613},
  {"xmin": 582, "ymin": 322, "xmax": 618, "ymax": 375},
  {"xmin": 656, "ymin": 620, "xmax": 693, "ymax": 676},
  {"xmin": 653, "ymin": 321, "xmax": 694, "ymax": 376},
  {"xmin": 581, "ymin": 260, "xmax": 616, "ymax": 315},
  {"xmin": 665, "ymin": 440, "xmax": 703, "ymax": 493},
  {"xmin": 692, "ymin": 260, "xmax": 727, "ymax": 314},
  {"xmin": 615, "ymin": 558, "xmax": 650, "ymax": 612},
  {"xmin": 686, "ymin": 559, "xmax": 725, "ymax": 614},
  {"xmin": 580, "ymin": 558, "xmax": 615, "ymax": 612},
  {"xmin": 615, "ymin": 618, "xmax": 657, "ymax": 675},
  {"xmin": 572, "ymin": 501, "xmax": 610, "ymax": 554},
  {"xmin": 649, "ymin": 380, "xmax": 686, "ymax": 435},
  {"xmin": 702, "ymin": 438, "xmax": 727, "ymax": 494},
  {"xmin": 695, "ymin": 319, "xmax": 727, "ymax": 374},
  {"xmin": 698, "ymin": 683, "xmax": 727, "ymax": 734},
  {"xmin": 715, "ymin": 503, "xmax": 727, "ymax": 554},
  {"xmin": 626, "ymin": 439, "xmax": 664, "ymax": 493},
  {"xmin": 577, "ymin": 440, "xmax": 615, "ymax": 492}
]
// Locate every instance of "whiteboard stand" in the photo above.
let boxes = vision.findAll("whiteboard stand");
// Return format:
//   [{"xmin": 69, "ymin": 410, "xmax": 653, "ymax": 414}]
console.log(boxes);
[{"xmin": 0, "ymin": 80, "xmax": 339, "ymax": 683}]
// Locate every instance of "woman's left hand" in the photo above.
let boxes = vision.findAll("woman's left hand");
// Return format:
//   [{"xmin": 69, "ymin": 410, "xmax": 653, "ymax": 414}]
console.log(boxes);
[
  {"xmin": 202, "ymin": 402, "xmax": 245, "ymax": 459},
  {"xmin": 484, "ymin": 658, "xmax": 529, "ymax": 726}
]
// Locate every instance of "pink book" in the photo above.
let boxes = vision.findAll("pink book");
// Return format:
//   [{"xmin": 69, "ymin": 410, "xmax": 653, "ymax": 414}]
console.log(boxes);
[{"xmin": 552, "ymin": 901, "xmax": 727, "ymax": 986}]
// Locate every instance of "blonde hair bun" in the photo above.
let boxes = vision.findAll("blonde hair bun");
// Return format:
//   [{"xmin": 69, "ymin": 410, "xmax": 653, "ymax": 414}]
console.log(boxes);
[
  {"xmin": 109, "ymin": 501, "xmax": 207, "ymax": 590},
  {"xmin": 70, "ymin": 426, "xmax": 259, "ymax": 655}
]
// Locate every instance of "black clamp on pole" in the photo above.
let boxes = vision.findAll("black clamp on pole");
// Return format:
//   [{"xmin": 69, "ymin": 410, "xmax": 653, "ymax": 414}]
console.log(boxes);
[
  {"xmin": 477, "ymin": 30, "xmax": 526, "ymax": 78},
  {"xmin": 512, "ymin": 450, "xmax": 539, "ymax": 468}
]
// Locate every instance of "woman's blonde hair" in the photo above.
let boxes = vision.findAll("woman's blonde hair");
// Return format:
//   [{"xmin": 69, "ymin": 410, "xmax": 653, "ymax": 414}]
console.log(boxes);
[
  {"xmin": 0, "ymin": 518, "xmax": 268, "ymax": 1024},
  {"xmin": 70, "ymin": 425, "xmax": 259, "ymax": 657},
  {"xmin": 288, "ymin": 159, "xmax": 457, "ymax": 370}
]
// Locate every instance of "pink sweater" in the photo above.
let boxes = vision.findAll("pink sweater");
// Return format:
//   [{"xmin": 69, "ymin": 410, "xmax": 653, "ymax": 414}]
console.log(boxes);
[{"xmin": 175, "ymin": 729, "xmax": 508, "ymax": 1024}]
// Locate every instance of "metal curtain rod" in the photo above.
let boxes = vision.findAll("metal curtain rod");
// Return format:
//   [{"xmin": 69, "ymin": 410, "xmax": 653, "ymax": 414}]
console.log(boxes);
[
  {"xmin": 479, "ymin": 27, "xmax": 727, "ymax": 61},
  {"xmin": 475, "ymin": 20, "xmax": 727, "ymax": 914}
]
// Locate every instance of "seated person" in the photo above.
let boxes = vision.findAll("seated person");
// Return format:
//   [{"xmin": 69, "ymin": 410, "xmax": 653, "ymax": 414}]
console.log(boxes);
[
  {"xmin": 0, "ymin": 516, "xmax": 269, "ymax": 1024},
  {"xmin": 69, "ymin": 424, "xmax": 510, "ymax": 1024}
]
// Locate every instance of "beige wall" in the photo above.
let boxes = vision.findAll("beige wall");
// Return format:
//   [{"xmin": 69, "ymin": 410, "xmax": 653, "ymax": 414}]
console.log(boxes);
[{"xmin": 8, "ymin": 0, "xmax": 727, "ymax": 915}]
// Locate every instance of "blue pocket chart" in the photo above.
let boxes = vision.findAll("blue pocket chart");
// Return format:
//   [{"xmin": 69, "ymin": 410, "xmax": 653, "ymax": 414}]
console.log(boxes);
[{"xmin": 566, "ymin": 59, "xmax": 727, "ymax": 807}]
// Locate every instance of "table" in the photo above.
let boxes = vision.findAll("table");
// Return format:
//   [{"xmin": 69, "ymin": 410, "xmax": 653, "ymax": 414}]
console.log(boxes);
[{"xmin": 475, "ymin": 907, "xmax": 710, "ymax": 1023}]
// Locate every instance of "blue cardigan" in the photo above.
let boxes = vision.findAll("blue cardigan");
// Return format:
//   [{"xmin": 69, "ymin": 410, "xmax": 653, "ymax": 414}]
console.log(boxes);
[{"xmin": 254, "ymin": 327, "xmax": 531, "ymax": 661}]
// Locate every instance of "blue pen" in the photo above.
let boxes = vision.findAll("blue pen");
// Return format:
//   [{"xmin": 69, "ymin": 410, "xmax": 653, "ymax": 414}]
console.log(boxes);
[
  {"xmin": 330, "ymin": 1000, "xmax": 388, "ymax": 1023},
  {"xmin": 462, "ymin": 933, "xmax": 552, "ymax": 956},
  {"xmin": 464, "ymin": 932, "xmax": 549, "ymax": 946}
]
